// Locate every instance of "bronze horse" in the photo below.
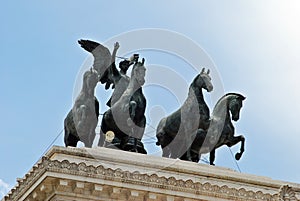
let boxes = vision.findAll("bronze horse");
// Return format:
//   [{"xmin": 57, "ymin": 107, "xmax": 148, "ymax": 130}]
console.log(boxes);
[
  {"xmin": 180, "ymin": 93, "xmax": 246, "ymax": 165},
  {"xmin": 64, "ymin": 68, "xmax": 100, "ymax": 147},
  {"xmin": 64, "ymin": 39, "xmax": 112, "ymax": 148},
  {"xmin": 98, "ymin": 59, "xmax": 147, "ymax": 153},
  {"xmin": 156, "ymin": 68, "xmax": 213, "ymax": 159}
]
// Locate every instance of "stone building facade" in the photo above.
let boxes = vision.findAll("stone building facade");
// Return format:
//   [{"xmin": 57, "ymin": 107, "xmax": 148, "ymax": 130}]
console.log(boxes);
[{"xmin": 2, "ymin": 146, "xmax": 300, "ymax": 201}]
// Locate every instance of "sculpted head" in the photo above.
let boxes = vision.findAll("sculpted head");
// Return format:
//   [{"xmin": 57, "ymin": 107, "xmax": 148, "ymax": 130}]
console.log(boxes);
[
  {"xmin": 131, "ymin": 58, "xmax": 146, "ymax": 86},
  {"xmin": 83, "ymin": 68, "xmax": 99, "ymax": 91},
  {"xmin": 193, "ymin": 68, "xmax": 213, "ymax": 92},
  {"xmin": 228, "ymin": 94, "xmax": 246, "ymax": 121}
]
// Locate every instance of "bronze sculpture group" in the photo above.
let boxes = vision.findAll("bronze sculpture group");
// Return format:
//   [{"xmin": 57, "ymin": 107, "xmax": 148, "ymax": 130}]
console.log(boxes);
[{"xmin": 64, "ymin": 39, "xmax": 246, "ymax": 166}]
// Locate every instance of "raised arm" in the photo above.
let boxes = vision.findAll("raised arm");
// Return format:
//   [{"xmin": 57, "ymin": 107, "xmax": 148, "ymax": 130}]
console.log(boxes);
[
  {"xmin": 111, "ymin": 42, "xmax": 120, "ymax": 64},
  {"xmin": 98, "ymin": 42, "xmax": 120, "ymax": 89},
  {"xmin": 109, "ymin": 42, "xmax": 121, "ymax": 81}
]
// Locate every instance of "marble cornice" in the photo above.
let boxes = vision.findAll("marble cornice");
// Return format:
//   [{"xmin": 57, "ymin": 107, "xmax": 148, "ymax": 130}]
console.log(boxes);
[{"xmin": 3, "ymin": 146, "xmax": 300, "ymax": 201}]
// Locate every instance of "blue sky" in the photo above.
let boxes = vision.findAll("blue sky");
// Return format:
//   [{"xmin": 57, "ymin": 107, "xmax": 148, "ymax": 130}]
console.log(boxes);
[{"xmin": 1, "ymin": 1, "xmax": 300, "ymax": 197}]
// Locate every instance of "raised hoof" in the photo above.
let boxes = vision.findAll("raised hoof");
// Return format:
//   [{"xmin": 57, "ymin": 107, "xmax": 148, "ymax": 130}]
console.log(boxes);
[{"xmin": 235, "ymin": 153, "xmax": 242, "ymax": 160}]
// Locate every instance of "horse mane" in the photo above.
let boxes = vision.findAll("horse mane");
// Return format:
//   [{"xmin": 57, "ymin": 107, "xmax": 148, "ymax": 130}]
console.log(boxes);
[
  {"xmin": 225, "ymin": 92, "xmax": 246, "ymax": 100},
  {"xmin": 190, "ymin": 74, "xmax": 201, "ymax": 89},
  {"xmin": 216, "ymin": 92, "xmax": 245, "ymax": 104},
  {"xmin": 212, "ymin": 92, "xmax": 246, "ymax": 113}
]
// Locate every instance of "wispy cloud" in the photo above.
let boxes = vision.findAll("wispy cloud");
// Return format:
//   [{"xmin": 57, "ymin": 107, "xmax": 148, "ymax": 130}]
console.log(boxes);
[{"xmin": 0, "ymin": 179, "xmax": 11, "ymax": 199}]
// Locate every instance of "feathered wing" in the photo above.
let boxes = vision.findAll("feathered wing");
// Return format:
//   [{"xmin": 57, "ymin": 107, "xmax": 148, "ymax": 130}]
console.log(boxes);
[
  {"xmin": 78, "ymin": 39, "xmax": 112, "ymax": 79},
  {"xmin": 78, "ymin": 39, "xmax": 121, "ymax": 90}
]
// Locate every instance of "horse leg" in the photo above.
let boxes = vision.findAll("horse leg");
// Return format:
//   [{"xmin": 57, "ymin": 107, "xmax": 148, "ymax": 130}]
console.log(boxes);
[
  {"xmin": 185, "ymin": 142, "xmax": 197, "ymax": 161},
  {"xmin": 209, "ymin": 148, "xmax": 216, "ymax": 165},
  {"xmin": 133, "ymin": 137, "xmax": 138, "ymax": 152},
  {"xmin": 235, "ymin": 135, "xmax": 245, "ymax": 160},
  {"xmin": 86, "ymin": 130, "xmax": 96, "ymax": 148},
  {"xmin": 129, "ymin": 101, "xmax": 137, "ymax": 120},
  {"xmin": 190, "ymin": 150, "xmax": 200, "ymax": 163},
  {"xmin": 130, "ymin": 128, "xmax": 138, "ymax": 152},
  {"xmin": 226, "ymin": 135, "xmax": 245, "ymax": 160},
  {"xmin": 98, "ymin": 129, "xmax": 105, "ymax": 147},
  {"xmin": 64, "ymin": 112, "xmax": 79, "ymax": 147},
  {"xmin": 162, "ymin": 147, "xmax": 171, "ymax": 158},
  {"xmin": 98, "ymin": 124, "xmax": 105, "ymax": 147},
  {"xmin": 65, "ymin": 133, "xmax": 78, "ymax": 147},
  {"xmin": 185, "ymin": 147, "xmax": 192, "ymax": 161},
  {"xmin": 98, "ymin": 112, "xmax": 108, "ymax": 147},
  {"xmin": 184, "ymin": 129, "xmax": 198, "ymax": 161}
]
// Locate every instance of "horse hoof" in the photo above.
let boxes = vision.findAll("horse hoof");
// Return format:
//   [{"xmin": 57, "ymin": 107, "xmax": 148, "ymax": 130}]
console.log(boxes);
[
  {"xmin": 129, "ymin": 148, "xmax": 138, "ymax": 153},
  {"xmin": 235, "ymin": 153, "xmax": 242, "ymax": 160}
]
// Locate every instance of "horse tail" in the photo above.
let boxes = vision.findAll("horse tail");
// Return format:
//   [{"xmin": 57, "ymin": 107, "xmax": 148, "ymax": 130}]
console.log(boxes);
[
  {"xmin": 64, "ymin": 110, "xmax": 78, "ymax": 147},
  {"xmin": 63, "ymin": 118, "xmax": 69, "ymax": 146}
]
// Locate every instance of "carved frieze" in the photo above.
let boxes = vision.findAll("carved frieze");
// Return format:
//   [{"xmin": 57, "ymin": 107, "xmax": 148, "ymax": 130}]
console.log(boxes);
[
  {"xmin": 5, "ymin": 155, "xmax": 294, "ymax": 201},
  {"xmin": 279, "ymin": 185, "xmax": 298, "ymax": 201}
]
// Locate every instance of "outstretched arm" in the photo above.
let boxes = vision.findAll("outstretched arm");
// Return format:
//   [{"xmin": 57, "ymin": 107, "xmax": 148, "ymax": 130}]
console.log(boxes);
[
  {"xmin": 109, "ymin": 42, "xmax": 121, "ymax": 80},
  {"xmin": 108, "ymin": 42, "xmax": 121, "ymax": 88},
  {"xmin": 100, "ymin": 42, "xmax": 121, "ymax": 89},
  {"xmin": 111, "ymin": 42, "xmax": 119, "ymax": 64}
]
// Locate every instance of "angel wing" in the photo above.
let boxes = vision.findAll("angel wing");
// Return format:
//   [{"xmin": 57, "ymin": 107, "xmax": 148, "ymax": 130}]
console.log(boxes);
[
  {"xmin": 78, "ymin": 39, "xmax": 123, "ymax": 90},
  {"xmin": 78, "ymin": 39, "xmax": 112, "ymax": 80}
]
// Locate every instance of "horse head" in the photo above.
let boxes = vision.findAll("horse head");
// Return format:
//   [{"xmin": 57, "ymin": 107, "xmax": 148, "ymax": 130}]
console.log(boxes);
[
  {"xmin": 228, "ymin": 93, "xmax": 246, "ymax": 121},
  {"xmin": 131, "ymin": 58, "xmax": 146, "ymax": 86},
  {"xmin": 207, "ymin": 93, "xmax": 246, "ymax": 165},
  {"xmin": 83, "ymin": 68, "xmax": 99, "ymax": 93},
  {"xmin": 192, "ymin": 68, "xmax": 213, "ymax": 92}
]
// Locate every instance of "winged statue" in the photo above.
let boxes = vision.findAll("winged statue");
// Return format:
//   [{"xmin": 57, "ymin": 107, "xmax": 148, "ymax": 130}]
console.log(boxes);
[{"xmin": 74, "ymin": 40, "xmax": 147, "ymax": 153}]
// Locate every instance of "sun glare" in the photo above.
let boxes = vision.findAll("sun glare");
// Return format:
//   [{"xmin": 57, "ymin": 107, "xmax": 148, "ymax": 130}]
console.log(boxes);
[{"xmin": 269, "ymin": 1, "xmax": 300, "ymax": 41}]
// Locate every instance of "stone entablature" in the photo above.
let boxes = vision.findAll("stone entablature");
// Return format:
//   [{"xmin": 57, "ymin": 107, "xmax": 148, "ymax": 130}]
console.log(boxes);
[{"xmin": 2, "ymin": 146, "xmax": 300, "ymax": 201}]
